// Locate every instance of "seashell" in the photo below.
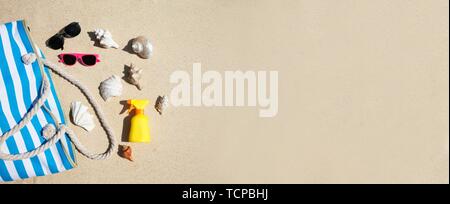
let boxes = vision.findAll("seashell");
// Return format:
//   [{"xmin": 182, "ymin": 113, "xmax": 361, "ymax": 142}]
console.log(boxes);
[
  {"xmin": 70, "ymin": 101, "xmax": 95, "ymax": 131},
  {"xmin": 131, "ymin": 36, "xmax": 153, "ymax": 59},
  {"xmin": 99, "ymin": 75, "xmax": 123, "ymax": 101},
  {"xmin": 124, "ymin": 63, "xmax": 143, "ymax": 90},
  {"xmin": 118, "ymin": 145, "xmax": 133, "ymax": 161},
  {"xmin": 155, "ymin": 95, "xmax": 168, "ymax": 115},
  {"xmin": 22, "ymin": 53, "xmax": 37, "ymax": 65},
  {"xmin": 93, "ymin": 28, "xmax": 119, "ymax": 49}
]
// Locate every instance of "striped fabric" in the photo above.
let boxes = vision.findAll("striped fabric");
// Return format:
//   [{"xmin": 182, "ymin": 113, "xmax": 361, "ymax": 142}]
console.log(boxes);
[{"xmin": 0, "ymin": 20, "xmax": 76, "ymax": 182}]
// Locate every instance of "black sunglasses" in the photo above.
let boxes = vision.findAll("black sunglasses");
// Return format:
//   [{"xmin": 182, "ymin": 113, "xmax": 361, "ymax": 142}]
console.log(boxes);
[{"xmin": 46, "ymin": 22, "xmax": 81, "ymax": 50}]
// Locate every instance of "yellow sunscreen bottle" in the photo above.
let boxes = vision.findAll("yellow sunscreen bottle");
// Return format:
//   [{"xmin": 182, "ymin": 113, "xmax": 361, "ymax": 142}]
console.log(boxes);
[{"xmin": 127, "ymin": 99, "xmax": 151, "ymax": 143}]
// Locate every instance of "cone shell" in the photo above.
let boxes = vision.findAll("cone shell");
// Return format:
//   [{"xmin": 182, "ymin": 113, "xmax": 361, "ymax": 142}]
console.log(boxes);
[
  {"xmin": 119, "ymin": 145, "xmax": 133, "ymax": 161},
  {"xmin": 155, "ymin": 95, "xmax": 169, "ymax": 115}
]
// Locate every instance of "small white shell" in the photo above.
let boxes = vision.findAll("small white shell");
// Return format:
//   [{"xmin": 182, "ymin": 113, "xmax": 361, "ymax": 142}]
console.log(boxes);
[
  {"xmin": 99, "ymin": 75, "xmax": 123, "ymax": 101},
  {"xmin": 124, "ymin": 63, "xmax": 143, "ymax": 90},
  {"xmin": 94, "ymin": 28, "xmax": 119, "ymax": 49},
  {"xmin": 155, "ymin": 95, "xmax": 168, "ymax": 115},
  {"xmin": 131, "ymin": 36, "xmax": 153, "ymax": 59},
  {"xmin": 70, "ymin": 101, "xmax": 95, "ymax": 131},
  {"xmin": 22, "ymin": 53, "xmax": 36, "ymax": 65}
]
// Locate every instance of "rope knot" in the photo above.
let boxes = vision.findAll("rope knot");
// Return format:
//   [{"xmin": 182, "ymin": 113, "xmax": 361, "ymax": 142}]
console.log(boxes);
[
  {"xmin": 22, "ymin": 53, "xmax": 37, "ymax": 65},
  {"xmin": 42, "ymin": 123, "xmax": 56, "ymax": 140}
]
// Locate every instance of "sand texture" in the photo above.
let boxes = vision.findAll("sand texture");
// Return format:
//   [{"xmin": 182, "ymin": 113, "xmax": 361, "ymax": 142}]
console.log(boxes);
[{"xmin": 0, "ymin": 0, "xmax": 448, "ymax": 183}]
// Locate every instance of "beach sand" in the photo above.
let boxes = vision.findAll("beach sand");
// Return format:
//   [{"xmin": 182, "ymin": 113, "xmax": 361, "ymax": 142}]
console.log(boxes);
[{"xmin": 0, "ymin": 0, "xmax": 448, "ymax": 183}]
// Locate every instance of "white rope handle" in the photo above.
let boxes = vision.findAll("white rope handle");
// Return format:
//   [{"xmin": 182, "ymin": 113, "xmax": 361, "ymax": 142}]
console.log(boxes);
[{"xmin": 0, "ymin": 58, "xmax": 116, "ymax": 160}]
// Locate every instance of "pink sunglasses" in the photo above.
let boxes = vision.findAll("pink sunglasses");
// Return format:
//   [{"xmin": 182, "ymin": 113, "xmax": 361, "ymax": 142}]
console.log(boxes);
[{"xmin": 58, "ymin": 53, "xmax": 100, "ymax": 66}]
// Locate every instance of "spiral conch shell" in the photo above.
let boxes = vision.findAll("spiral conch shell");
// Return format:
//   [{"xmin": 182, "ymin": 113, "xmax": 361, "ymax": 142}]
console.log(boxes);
[
  {"xmin": 131, "ymin": 36, "xmax": 153, "ymax": 59},
  {"xmin": 70, "ymin": 101, "xmax": 95, "ymax": 131},
  {"xmin": 99, "ymin": 75, "xmax": 123, "ymax": 101},
  {"xmin": 94, "ymin": 28, "xmax": 119, "ymax": 49},
  {"xmin": 124, "ymin": 63, "xmax": 143, "ymax": 90}
]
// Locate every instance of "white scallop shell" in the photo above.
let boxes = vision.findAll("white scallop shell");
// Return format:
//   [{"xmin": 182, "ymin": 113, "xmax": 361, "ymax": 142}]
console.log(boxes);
[
  {"xmin": 99, "ymin": 75, "xmax": 123, "ymax": 101},
  {"xmin": 70, "ymin": 101, "xmax": 95, "ymax": 131},
  {"xmin": 94, "ymin": 28, "xmax": 119, "ymax": 49},
  {"xmin": 131, "ymin": 36, "xmax": 153, "ymax": 59}
]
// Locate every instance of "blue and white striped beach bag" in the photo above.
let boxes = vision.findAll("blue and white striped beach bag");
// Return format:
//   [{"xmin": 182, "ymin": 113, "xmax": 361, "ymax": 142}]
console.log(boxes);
[{"xmin": 0, "ymin": 20, "xmax": 116, "ymax": 182}]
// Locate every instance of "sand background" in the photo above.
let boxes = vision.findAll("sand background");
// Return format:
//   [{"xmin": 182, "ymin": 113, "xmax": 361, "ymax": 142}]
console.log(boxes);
[{"xmin": 0, "ymin": 0, "xmax": 448, "ymax": 184}]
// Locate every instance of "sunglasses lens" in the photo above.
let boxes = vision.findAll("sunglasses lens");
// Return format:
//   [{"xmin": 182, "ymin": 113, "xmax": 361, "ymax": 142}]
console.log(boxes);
[
  {"xmin": 62, "ymin": 55, "xmax": 77, "ymax": 65},
  {"xmin": 63, "ymin": 22, "xmax": 81, "ymax": 38},
  {"xmin": 47, "ymin": 34, "xmax": 64, "ymax": 50},
  {"xmin": 81, "ymin": 55, "xmax": 97, "ymax": 66}
]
